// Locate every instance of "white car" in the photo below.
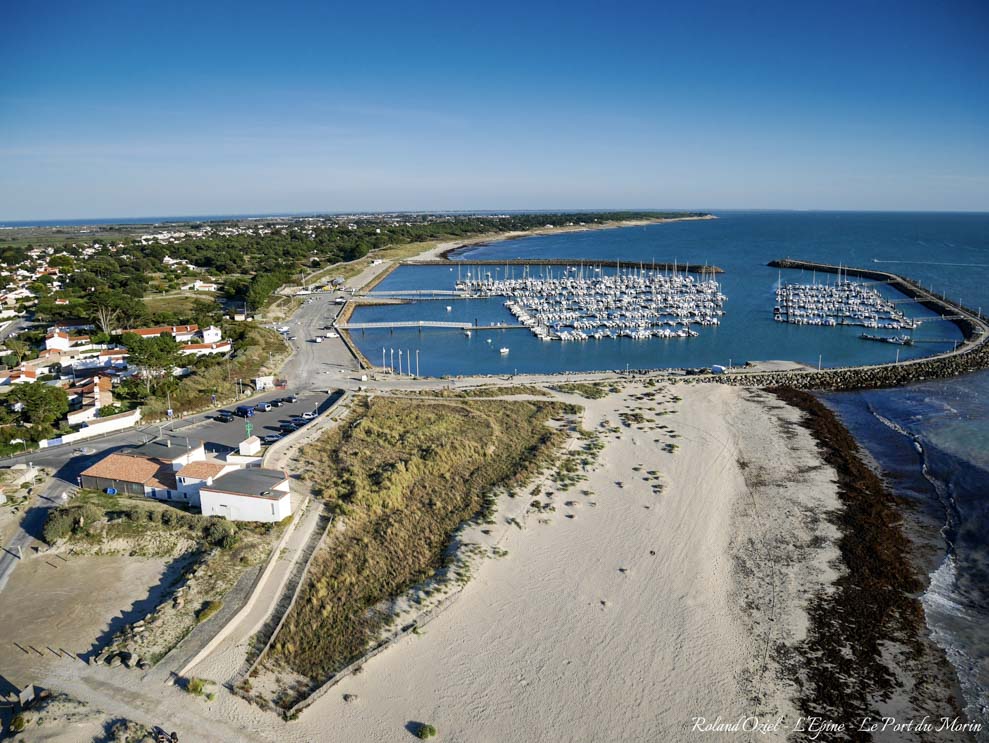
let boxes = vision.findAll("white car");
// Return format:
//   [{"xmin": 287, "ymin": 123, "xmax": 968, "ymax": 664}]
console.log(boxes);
[
  {"xmin": 325, "ymin": 332, "xmax": 339, "ymax": 338},
  {"xmin": 301, "ymin": 410, "xmax": 318, "ymax": 420}
]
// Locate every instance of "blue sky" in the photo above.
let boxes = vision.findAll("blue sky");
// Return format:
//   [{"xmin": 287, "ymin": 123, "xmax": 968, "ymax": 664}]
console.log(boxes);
[{"xmin": 1, "ymin": 0, "xmax": 987, "ymax": 219}]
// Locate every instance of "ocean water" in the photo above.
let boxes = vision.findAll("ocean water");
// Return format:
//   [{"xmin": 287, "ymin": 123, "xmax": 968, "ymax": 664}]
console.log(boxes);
[
  {"xmin": 354, "ymin": 211, "xmax": 989, "ymax": 725},
  {"xmin": 825, "ymin": 372, "xmax": 989, "ymax": 731}
]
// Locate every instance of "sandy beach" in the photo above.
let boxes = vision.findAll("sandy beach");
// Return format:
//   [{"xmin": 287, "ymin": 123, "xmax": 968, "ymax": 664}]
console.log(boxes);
[
  {"xmin": 410, "ymin": 214, "xmax": 718, "ymax": 263},
  {"xmin": 27, "ymin": 381, "xmax": 858, "ymax": 741}
]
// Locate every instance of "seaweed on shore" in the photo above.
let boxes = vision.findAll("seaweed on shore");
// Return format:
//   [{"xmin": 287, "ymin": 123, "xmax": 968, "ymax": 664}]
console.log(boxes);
[{"xmin": 772, "ymin": 388, "xmax": 965, "ymax": 740}]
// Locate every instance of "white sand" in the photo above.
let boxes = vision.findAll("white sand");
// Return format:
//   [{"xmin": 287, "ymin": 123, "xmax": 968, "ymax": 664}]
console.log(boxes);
[{"xmin": 37, "ymin": 383, "xmax": 841, "ymax": 742}]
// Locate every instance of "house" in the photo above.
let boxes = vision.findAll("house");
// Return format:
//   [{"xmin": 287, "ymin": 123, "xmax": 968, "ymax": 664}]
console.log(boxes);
[
  {"xmin": 125, "ymin": 438, "xmax": 206, "ymax": 471},
  {"xmin": 79, "ymin": 437, "xmax": 206, "ymax": 501},
  {"xmin": 44, "ymin": 330, "xmax": 92, "ymax": 352},
  {"xmin": 174, "ymin": 460, "xmax": 238, "ymax": 505},
  {"xmin": 181, "ymin": 280, "xmax": 218, "ymax": 292},
  {"xmin": 0, "ymin": 367, "xmax": 38, "ymax": 386},
  {"xmin": 66, "ymin": 377, "xmax": 114, "ymax": 426},
  {"xmin": 199, "ymin": 468, "xmax": 292, "ymax": 522},
  {"xmin": 121, "ymin": 324, "xmax": 199, "ymax": 342},
  {"xmin": 202, "ymin": 326, "xmax": 222, "ymax": 344},
  {"xmin": 79, "ymin": 453, "xmax": 177, "ymax": 498}
]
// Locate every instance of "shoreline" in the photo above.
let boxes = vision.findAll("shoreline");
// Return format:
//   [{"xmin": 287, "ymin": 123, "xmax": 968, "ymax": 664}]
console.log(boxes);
[
  {"xmin": 424, "ymin": 214, "xmax": 718, "ymax": 262},
  {"xmin": 774, "ymin": 389, "xmax": 971, "ymax": 740}
]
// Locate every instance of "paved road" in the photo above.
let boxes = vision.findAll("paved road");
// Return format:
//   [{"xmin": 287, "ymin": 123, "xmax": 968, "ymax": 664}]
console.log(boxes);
[
  {"xmin": 275, "ymin": 291, "xmax": 360, "ymax": 389},
  {"xmin": 0, "ymin": 476, "xmax": 69, "ymax": 593}
]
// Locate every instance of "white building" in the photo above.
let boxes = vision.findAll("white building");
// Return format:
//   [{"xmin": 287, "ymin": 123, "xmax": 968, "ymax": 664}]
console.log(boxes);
[
  {"xmin": 201, "ymin": 325, "xmax": 222, "ymax": 343},
  {"xmin": 174, "ymin": 460, "xmax": 238, "ymax": 506},
  {"xmin": 128, "ymin": 438, "xmax": 207, "ymax": 471},
  {"xmin": 179, "ymin": 340, "xmax": 232, "ymax": 357},
  {"xmin": 199, "ymin": 469, "xmax": 292, "ymax": 522}
]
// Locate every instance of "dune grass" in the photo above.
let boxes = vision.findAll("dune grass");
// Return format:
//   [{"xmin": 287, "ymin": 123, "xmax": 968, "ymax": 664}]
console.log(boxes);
[
  {"xmin": 262, "ymin": 395, "xmax": 570, "ymax": 703},
  {"xmin": 552, "ymin": 381, "xmax": 614, "ymax": 399}
]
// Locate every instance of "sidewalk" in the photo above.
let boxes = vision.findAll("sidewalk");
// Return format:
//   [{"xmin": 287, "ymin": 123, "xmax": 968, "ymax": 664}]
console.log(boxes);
[{"xmin": 177, "ymin": 494, "xmax": 325, "ymax": 682}]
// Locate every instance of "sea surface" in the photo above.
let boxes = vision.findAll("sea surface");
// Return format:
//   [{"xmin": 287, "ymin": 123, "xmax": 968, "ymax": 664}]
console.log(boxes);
[{"xmin": 355, "ymin": 211, "xmax": 989, "ymax": 727}]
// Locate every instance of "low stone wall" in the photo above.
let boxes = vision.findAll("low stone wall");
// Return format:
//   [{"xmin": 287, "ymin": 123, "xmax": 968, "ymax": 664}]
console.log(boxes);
[{"xmin": 698, "ymin": 341, "xmax": 989, "ymax": 391}]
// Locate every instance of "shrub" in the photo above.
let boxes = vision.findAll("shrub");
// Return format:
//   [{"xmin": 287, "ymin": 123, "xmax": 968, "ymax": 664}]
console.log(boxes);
[
  {"xmin": 196, "ymin": 600, "xmax": 223, "ymax": 623},
  {"xmin": 186, "ymin": 677, "xmax": 207, "ymax": 695},
  {"xmin": 416, "ymin": 723, "xmax": 437, "ymax": 739},
  {"xmin": 205, "ymin": 519, "xmax": 237, "ymax": 547},
  {"xmin": 10, "ymin": 713, "xmax": 26, "ymax": 732},
  {"xmin": 43, "ymin": 509, "xmax": 75, "ymax": 543}
]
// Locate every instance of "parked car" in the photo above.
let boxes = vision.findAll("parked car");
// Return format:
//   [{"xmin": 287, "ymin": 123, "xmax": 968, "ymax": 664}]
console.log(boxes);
[
  {"xmin": 324, "ymin": 332, "xmax": 339, "ymax": 338},
  {"xmin": 279, "ymin": 422, "xmax": 300, "ymax": 433},
  {"xmin": 255, "ymin": 402, "xmax": 272, "ymax": 412},
  {"xmin": 270, "ymin": 399, "xmax": 284, "ymax": 408},
  {"xmin": 261, "ymin": 434, "xmax": 282, "ymax": 444},
  {"xmin": 216, "ymin": 412, "xmax": 235, "ymax": 423},
  {"xmin": 235, "ymin": 405, "xmax": 255, "ymax": 418},
  {"xmin": 284, "ymin": 394, "xmax": 299, "ymax": 403},
  {"xmin": 301, "ymin": 410, "xmax": 318, "ymax": 420}
]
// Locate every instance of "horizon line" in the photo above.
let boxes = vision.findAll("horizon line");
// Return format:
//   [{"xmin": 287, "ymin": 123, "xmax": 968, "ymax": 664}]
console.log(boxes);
[{"xmin": 3, "ymin": 207, "xmax": 989, "ymax": 228}]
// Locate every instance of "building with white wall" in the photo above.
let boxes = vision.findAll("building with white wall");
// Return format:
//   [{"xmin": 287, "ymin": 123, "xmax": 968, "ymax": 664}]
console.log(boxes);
[{"xmin": 199, "ymin": 468, "xmax": 292, "ymax": 522}]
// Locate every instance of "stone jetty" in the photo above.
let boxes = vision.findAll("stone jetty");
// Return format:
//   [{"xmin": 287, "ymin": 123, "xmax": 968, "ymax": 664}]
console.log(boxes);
[{"xmin": 695, "ymin": 259, "xmax": 989, "ymax": 391}]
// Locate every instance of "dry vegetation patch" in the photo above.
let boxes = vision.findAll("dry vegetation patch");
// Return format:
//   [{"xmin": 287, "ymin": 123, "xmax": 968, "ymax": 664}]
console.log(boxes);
[
  {"xmin": 256, "ymin": 394, "xmax": 570, "ymax": 708},
  {"xmin": 551, "ymin": 381, "xmax": 617, "ymax": 399}
]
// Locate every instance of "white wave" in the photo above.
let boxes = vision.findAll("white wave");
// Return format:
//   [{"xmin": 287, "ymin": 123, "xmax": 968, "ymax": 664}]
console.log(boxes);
[
  {"xmin": 922, "ymin": 555, "xmax": 968, "ymax": 619},
  {"xmin": 922, "ymin": 555, "xmax": 989, "ymax": 736}
]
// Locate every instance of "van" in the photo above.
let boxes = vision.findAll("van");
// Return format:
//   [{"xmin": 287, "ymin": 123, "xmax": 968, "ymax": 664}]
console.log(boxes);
[
  {"xmin": 255, "ymin": 402, "xmax": 272, "ymax": 412},
  {"xmin": 235, "ymin": 405, "xmax": 255, "ymax": 418}
]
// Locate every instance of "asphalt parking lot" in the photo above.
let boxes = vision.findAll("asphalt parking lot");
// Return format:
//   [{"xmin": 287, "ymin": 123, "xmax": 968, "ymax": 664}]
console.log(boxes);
[{"xmin": 168, "ymin": 390, "xmax": 342, "ymax": 451}]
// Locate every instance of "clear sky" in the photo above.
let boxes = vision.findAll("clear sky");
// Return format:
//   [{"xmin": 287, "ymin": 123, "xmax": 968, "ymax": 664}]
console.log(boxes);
[{"xmin": 1, "ymin": 0, "xmax": 987, "ymax": 220}]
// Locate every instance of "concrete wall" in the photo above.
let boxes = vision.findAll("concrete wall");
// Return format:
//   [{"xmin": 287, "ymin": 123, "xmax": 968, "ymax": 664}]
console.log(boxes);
[{"xmin": 39, "ymin": 408, "xmax": 142, "ymax": 449}]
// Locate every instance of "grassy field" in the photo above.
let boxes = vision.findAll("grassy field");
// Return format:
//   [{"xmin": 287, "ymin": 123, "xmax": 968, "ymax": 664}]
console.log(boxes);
[
  {"xmin": 142, "ymin": 291, "xmax": 214, "ymax": 316},
  {"xmin": 259, "ymin": 395, "xmax": 571, "ymax": 706},
  {"xmin": 306, "ymin": 239, "xmax": 445, "ymax": 285}
]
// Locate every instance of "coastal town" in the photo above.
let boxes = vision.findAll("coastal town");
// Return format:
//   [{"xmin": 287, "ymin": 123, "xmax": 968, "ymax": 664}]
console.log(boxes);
[{"xmin": 2, "ymin": 3, "xmax": 987, "ymax": 740}]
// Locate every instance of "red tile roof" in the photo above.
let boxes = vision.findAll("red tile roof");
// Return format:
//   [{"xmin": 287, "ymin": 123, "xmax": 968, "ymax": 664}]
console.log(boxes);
[
  {"xmin": 80, "ymin": 454, "xmax": 162, "ymax": 484},
  {"xmin": 122, "ymin": 324, "xmax": 198, "ymax": 337},
  {"xmin": 178, "ymin": 461, "xmax": 226, "ymax": 480}
]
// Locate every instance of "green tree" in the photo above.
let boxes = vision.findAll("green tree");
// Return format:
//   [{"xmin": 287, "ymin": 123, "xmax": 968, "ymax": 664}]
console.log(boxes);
[
  {"xmin": 122, "ymin": 332, "xmax": 181, "ymax": 393},
  {"xmin": 8, "ymin": 382, "xmax": 70, "ymax": 428},
  {"xmin": 4, "ymin": 338, "xmax": 30, "ymax": 364}
]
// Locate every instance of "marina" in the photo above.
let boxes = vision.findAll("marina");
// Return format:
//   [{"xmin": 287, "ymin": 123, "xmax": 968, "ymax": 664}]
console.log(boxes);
[
  {"xmin": 774, "ymin": 270, "xmax": 920, "ymax": 330},
  {"xmin": 455, "ymin": 267, "xmax": 726, "ymax": 341},
  {"xmin": 345, "ymin": 215, "xmax": 973, "ymax": 376}
]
